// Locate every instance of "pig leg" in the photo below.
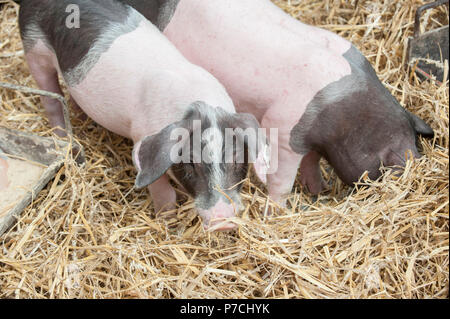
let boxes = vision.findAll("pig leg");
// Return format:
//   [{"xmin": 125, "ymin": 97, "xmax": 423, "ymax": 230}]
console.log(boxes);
[
  {"xmin": 266, "ymin": 147, "xmax": 302, "ymax": 206},
  {"xmin": 25, "ymin": 54, "xmax": 66, "ymax": 137},
  {"xmin": 262, "ymin": 114, "xmax": 303, "ymax": 205},
  {"xmin": 70, "ymin": 96, "xmax": 88, "ymax": 121},
  {"xmin": 148, "ymin": 174, "xmax": 177, "ymax": 213},
  {"xmin": 299, "ymin": 150, "xmax": 327, "ymax": 194},
  {"xmin": 266, "ymin": 147, "xmax": 327, "ymax": 204}
]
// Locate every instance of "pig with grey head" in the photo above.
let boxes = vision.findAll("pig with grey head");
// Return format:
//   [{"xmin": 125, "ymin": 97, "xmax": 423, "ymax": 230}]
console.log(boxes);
[
  {"xmin": 19, "ymin": 0, "xmax": 268, "ymax": 230},
  {"xmin": 121, "ymin": 0, "xmax": 434, "ymax": 204}
]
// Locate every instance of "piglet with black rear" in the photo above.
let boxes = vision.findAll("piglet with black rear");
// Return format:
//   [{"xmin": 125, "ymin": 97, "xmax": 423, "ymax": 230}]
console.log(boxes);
[
  {"xmin": 18, "ymin": 0, "xmax": 269, "ymax": 231},
  {"xmin": 122, "ymin": 0, "xmax": 435, "ymax": 205}
]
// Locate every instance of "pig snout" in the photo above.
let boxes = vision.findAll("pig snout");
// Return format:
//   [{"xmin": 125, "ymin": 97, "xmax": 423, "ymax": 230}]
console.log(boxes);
[
  {"xmin": 198, "ymin": 199, "xmax": 237, "ymax": 231},
  {"xmin": 381, "ymin": 146, "xmax": 422, "ymax": 178},
  {"xmin": 383, "ymin": 146, "xmax": 421, "ymax": 168}
]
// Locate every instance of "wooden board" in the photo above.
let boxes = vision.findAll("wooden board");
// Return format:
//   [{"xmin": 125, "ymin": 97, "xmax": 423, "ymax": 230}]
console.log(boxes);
[{"xmin": 0, "ymin": 127, "xmax": 84, "ymax": 236}]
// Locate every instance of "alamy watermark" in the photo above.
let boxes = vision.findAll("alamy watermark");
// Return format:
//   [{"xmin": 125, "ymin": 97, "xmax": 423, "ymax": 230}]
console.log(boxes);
[
  {"xmin": 66, "ymin": 4, "xmax": 80, "ymax": 29},
  {"xmin": 168, "ymin": 121, "xmax": 278, "ymax": 174}
]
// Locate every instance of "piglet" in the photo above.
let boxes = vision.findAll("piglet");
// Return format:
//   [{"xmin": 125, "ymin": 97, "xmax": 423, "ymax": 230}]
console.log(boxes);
[
  {"xmin": 19, "ymin": 0, "xmax": 268, "ymax": 230},
  {"xmin": 123, "ymin": 0, "xmax": 434, "ymax": 204}
]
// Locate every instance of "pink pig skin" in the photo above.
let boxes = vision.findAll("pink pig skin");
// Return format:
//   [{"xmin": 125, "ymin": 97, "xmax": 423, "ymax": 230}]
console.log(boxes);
[{"xmin": 162, "ymin": 0, "xmax": 352, "ymax": 202}]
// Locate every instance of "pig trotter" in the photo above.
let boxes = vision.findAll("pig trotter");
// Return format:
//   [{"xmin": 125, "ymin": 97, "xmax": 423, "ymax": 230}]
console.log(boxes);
[
  {"xmin": 299, "ymin": 150, "xmax": 327, "ymax": 194},
  {"xmin": 266, "ymin": 150, "xmax": 303, "ymax": 206},
  {"xmin": 148, "ymin": 174, "xmax": 177, "ymax": 214}
]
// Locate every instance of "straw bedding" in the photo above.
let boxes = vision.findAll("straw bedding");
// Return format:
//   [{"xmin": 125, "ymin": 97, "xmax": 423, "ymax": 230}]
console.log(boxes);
[{"xmin": 0, "ymin": 0, "xmax": 448, "ymax": 298}]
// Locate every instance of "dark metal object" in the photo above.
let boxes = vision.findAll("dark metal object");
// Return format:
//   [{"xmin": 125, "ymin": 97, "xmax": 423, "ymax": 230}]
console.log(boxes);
[{"xmin": 408, "ymin": 0, "xmax": 449, "ymax": 84}]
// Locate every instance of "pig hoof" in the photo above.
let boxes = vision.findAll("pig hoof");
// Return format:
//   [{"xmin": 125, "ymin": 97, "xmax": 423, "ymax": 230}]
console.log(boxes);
[
  {"xmin": 71, "ymin": 144, "xmax": 85, "ymax": 166},
  {"xmin": 54, "ymin": 128, "xmax": 67, "ymax": 137},
  {"xmin": 264, "ymin": 196, "xmax": 288, "ymax": 215},
  {"xmin": 300, "ymin": 175, "xmax": 328, "ymax": 195},
  {"xmin": 204, "ymin": 221, "xmax": 237, "ymax": 232},
  {"xmin": 75, "ymin": 112, "xmax": 88, "ymax": 121},
  {"xmin": 153, "ymin": 201, "xmax": 177, "ymax": 216}
]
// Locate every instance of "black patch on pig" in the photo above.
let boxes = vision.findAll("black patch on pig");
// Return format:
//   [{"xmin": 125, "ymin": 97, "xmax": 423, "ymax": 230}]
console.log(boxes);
[
  {"xmin": 117, "ymin": 0, "xmax": 180, "ymax": 31},
  {"xmin": 289, "ymin": 45, "xmax": 434, "ymax": 185},
  {"xmin": 19, "ymin": 0, "xmax": 138, "ymax": 79},
  {"xmin": 170, "ymin": 103, "xmax": 251, "ymax": 210}
]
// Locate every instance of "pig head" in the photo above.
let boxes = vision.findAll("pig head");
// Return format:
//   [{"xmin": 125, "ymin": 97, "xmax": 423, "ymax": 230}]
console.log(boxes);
[
  {"xmin": 132, "ymin": 101, "xmax": 268, "ymax": 231},
  {"xmin": 290, "ymin": 46, "xmax": 434, "ymax": 186}
]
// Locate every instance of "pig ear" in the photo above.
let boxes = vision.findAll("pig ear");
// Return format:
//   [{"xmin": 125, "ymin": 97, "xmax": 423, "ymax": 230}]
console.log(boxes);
[
  {"xmin": 132, "ymin": 122, "xmax": 185, "ymax": 189},
  {"xmin": 233, "ymin": 113, "xmax": 270, "ymax": 184},
  {"xmin": 406, "ymin": 110, "xmax": 434, "ymax": 138}
]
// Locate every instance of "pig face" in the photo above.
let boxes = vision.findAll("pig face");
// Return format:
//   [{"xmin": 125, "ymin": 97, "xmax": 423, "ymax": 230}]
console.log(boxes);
[
  {"xmin": 132, "ymin": 102, "xmax": 268, "ymax": 230},
  {"xmin": 290, "ymin": 46, "xmax": 434, "ymax": 185}
]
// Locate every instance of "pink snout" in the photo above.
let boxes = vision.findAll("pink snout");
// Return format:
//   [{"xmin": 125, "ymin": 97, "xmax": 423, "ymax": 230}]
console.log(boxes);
[{"xmin": 198, "ymin": 199, "xmax": 237, "ymax": 232}]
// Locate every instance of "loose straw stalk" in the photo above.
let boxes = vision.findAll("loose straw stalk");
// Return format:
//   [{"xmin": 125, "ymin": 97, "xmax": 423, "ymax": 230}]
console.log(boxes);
[{"xmin": 0, "ymin": 81, "xmax": 73, "ymax": 137}]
